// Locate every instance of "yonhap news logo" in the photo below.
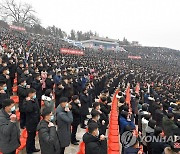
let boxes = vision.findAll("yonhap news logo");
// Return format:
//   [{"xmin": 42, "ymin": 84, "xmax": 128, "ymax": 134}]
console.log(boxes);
[
  {"xmin": 121, "ymin": 131, "xmax": 180, "ymax": 148},
  {"xmin": 121, "ymin": 131, "xmax": 137, "ymax": 148}
]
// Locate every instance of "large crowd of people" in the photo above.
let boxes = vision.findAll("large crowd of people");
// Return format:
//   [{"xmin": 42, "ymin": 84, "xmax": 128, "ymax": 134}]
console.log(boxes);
[{"xmin": 0, "ymin": 27, "xmax": 179, "ymax": 154}]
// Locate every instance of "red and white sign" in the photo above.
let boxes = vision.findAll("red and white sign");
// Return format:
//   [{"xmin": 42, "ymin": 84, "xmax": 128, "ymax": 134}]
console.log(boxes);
[
  {"xmin": 128, "ymin": 56, "xmax": 142, "ymax": 59},
  {"xmin": 9, "ymin": 25, "xmax": 26, "ymax": 31},
  {"xmin": 60, "ymin": 48, "xmax": 84, "ymax": 55}
]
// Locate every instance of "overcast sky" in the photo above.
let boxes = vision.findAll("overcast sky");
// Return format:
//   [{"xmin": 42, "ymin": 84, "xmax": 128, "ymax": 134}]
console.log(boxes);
[{"xmin": 23, "ymin": 0, "xmax": 180, "ymax": 50}]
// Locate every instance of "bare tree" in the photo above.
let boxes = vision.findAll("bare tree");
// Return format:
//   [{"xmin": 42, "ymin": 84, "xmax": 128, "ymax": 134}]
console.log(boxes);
[{"xmin": 0, "ymin": 0, "xmax": 40, "ymax": 26}]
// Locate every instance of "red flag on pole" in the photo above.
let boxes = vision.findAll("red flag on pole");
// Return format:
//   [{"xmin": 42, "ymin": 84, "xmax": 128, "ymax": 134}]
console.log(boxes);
[
  {"xmin": 126, "ymin": 83, "xmax": 131, "ymax": 110},
  {"xmin": 135, "ymin": 83, "xmax": 140, "ymax": 95}
]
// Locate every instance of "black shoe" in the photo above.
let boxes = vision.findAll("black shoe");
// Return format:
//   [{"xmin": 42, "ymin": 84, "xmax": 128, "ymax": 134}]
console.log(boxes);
[
  {"xmin": 75, "ymin": 139, "xmax": 80, "ymax": 142},
  {"xmin": 33, "ymin": 149, "xmax": 40, "ymax": 152},
  {"xmin": 81, "ymin": 126, "xmax": 86, "ymax": 129},
  {"xmin": 72, "ymin": 142, "xmax": 79, "ymax": 145}
]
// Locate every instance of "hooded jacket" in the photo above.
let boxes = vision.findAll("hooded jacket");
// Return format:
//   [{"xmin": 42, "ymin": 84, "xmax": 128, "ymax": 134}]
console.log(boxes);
[{"xmin": 83, "ymin": 132, "xmax": 107, "ymax": 154}]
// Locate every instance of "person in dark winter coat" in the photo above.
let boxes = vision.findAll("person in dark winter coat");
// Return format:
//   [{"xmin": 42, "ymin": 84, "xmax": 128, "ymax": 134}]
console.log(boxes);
[
  {"xmin": 31, "ymin": 73, "xmax": 43, "ymax": 109},
  {"xmin": 55, "ymin": 82, "xmax": 64, "ymax": 108},
  {"xmin": 0, "ymin": 99, "xmax": 20, "ymax": 154},
  {"xmin": 124, "ymin": 138, "xmax": 140, "ymax": 154},
  {"xmin": 154, "ymin": 104, "xmax": 164, "ymax": 127},
  {"xmin": 53, "ymin": 71, "xmax": 61, "ymax": 85},
  {"xmin": 45, "ymin": 73, "xmax": 54, "ymax": 91},
  {"xmin": 0, "ymin": 81, "xmax": 9, "ymax": 109},
  {"xmin": 8, "ymin": 58, "xmax": 16, "ymax": 91},
  {"xmin": 23, "ymin": 88, "xmax": 40, "ymax": 154},
  {"xmin": 150, "ymin": 126, "xmax": 169, "ymax": 154},
  {"xmin": 37, "ymin": 108, "xmax": 60, "ymax": 154},
  {"xmin": 80, "ymin": 88, "xmax": 90, "ymax": 128},
  {"xmin": 61, "ymin": 77, "xmax": 71, "ymax": 99},
  {"xmin": 0, "ymin": 67, "xmax": 11, "ymax": 96},
  {"xmin": 87, "ymin": 110, "xmax": 105, "ymax": 135},
  {"xmin": 83, "ymin": 123, "xmax": 107, "ymax": 154},
  {"xmin": 162, "ymin": 113, "xmax": 178, "ymax": 137},
  {"xmin": 145, "ymin": 119, "xmax": 156, "ymax": 154},
  {"xmin": 17, "ymin": 78, "xmax": 29, "ymax": 129},
  {"xmin": 70, "ymin": 95, "xmax": 81, "ymax": 145},
  {"xmin": 92, "ymin": 102, "xmax": 107, "ymax": 135},
  {"xmin": 100, "ymin": 97, "xmax": 111, "ymax": 126},
  {"xmin": 56, "ymin": 97, "xmax": 73, "ymax": 154},
  {"xmin": 17, "ymin": 62, "xmax": 24, "ymax": 82},
  {"xmin": 119, "ymin": 111, "xmax": 135, "ymax": 135},
  {"xmin": 21, "ymin": 68, "xmax": 33, "ymax": 85}
]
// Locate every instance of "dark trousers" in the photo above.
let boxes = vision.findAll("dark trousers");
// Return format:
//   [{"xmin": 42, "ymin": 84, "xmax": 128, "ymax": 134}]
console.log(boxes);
[
  {"xmin": 3, "ymin": 150, "xmax": 16, "ymax": 154},
  {"xmin": 71, "ymin": 124, "xmax": 78, "ymax": 142},
  {"xmin": 100, "ymin": 125, "xmax": 107, "ymax": 135},
  {"xmin": 81, "ymin": 115, "xmax": 86, "ymax": 127},
  {"xmin": 38, "ymin": 98, "xmax": 41, "ymax": 109},
  {"xmin": 20, "ymin": 111, "xmax": 26, "ymax": 128},
  {"xmin": 60, "ymin": 147, "xmax": 65, "ymax": 154},
  {"xmin": 26, "ymin": 130, "xmax": 36, "ymax": 153}
]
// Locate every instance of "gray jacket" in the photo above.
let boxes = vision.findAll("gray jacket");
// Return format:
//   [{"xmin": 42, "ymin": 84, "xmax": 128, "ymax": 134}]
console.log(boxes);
[
  {"xmin": 0, "ymin": 109, "xmax": 20, "ymax": 153},
  {"xmin": 56, "ymin": 105, "xmax": 73, "ymax": 148},
  {"xmin": 37, "ymin": 120, "xmax": 60, "ymax": 154}
]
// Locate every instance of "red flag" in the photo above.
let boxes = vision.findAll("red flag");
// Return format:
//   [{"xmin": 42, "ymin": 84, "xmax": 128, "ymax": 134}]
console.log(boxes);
[
  {"xmin": 135, "ymin": 83, "xmax": 140, "ymax": 95},
  {"xmin": 126, "ymin": 84, "xmax": 131, "ymax": 110}
]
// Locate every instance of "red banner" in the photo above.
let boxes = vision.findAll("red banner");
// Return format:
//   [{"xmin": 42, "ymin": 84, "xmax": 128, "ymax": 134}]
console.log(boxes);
[
  {"xmin": 9, "ymin": 25, "xmax": 26, "ymax": 31},
  {"xmin": 128, "ymin": 56, "xmax": 142, "ymax": 59},
  {"xmin": 60, "ymin": 48, "xmax": 84, "ymax": 55}
]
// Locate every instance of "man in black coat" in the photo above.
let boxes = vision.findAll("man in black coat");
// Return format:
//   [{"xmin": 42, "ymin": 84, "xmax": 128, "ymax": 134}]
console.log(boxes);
[
  {"xmin": 17, "ymin": 62, "xmax": 24, "ymax": 83},
  {"xmin": 8, "ymin": 58, "xmax": 16, "ymax": 90},
  {"xmin": 0, "ymin": 80, "xmax": 9, "ymax": 109},
  {"xmin": 37, "ymin": 108, "xmax": 60, "ymax": 154},
  {"xmin": 88, "ymin": 110, "xmax": 104, "ymax": 135},
  {"xmin": 17, "ymin": 78, "xmax": 29, "ymax": 129},
  {"xmin": 23, "ymin": 88, "xmax": 40, "ymax": 154},
  {"xmin": 21, "ymin": 68, "xmax": 33, "ymax": 85},
  {"xmin": 0, "ymin": 67, "xmax": 11, "ymax": 96},
  {"xmin": 150, "ymin": 126, "xmax": 169, "ymax": 154},
  {"xmin": 32, "ymin": 73, "xmax": 43, "ymax": 109},
  {"xmin": 61, "ymin": 77, "xmax": 74, "ymax": 100},
  {"xmin": 80, "ymin": 88, "xmax": 90, "ymax": 128},
  {"xmin": 70, "ymin": 95, "xmax": 81, "ymax": 145},
  {"xmin": 92, "ymin": 102, "xmax": 107, "ymax": 135},
  {"xmin": 100, "ymin": 97, "xmax": 111, "ymax": 127},
  {"xmin": 55, "ymin": 82, "xmax": 64, "ymax": 108},
  {"xmin": 45, "ymin": 73, "xmax": 54, "ymax": 91},
  {"xmin": 0, "ymin": 99, "xmax": 20, "ymax": 154},
  {"xmin": 83, "ymin": 123, "xmax": 107, "ymax": 154},
  {"xmin": 154, "ymin": 104, "xmax": 164, "ymax": 127}
]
